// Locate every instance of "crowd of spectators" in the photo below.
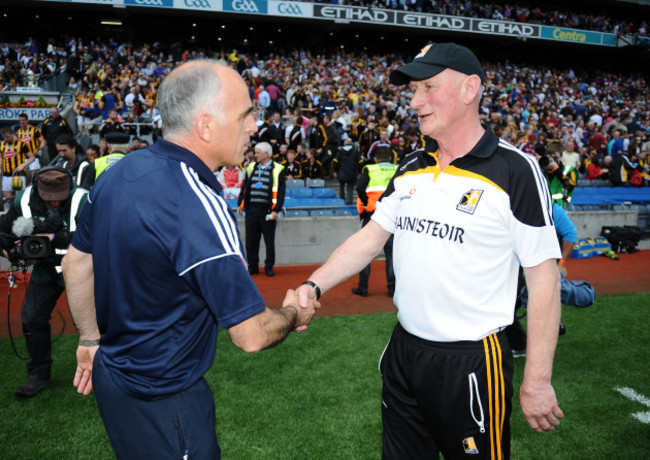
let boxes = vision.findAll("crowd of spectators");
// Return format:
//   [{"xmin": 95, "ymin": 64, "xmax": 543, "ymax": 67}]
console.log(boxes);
[
  {"xmin": 231, "ymin": 47, "xmax": 650, "ymax": 187},
  {"xmin": 1, "ymin": 34, "xmax": 649, "ymax": 190},
  {"xmin": 1, "ymin": 38, "xmax": 69, "ymax": 89},
  {"xmin": 302, "ymin": 0, "xmax": 648, "ymax": 35},
  {"xmin": 1, "ymin": 1, "xmax": 648, "ymax": 92}
]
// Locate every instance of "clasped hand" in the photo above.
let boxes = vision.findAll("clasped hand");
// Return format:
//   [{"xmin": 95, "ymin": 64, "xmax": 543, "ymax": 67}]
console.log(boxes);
[{"xmin": 282, "ymin": 289, "xmax": 319, "ymax": 332}]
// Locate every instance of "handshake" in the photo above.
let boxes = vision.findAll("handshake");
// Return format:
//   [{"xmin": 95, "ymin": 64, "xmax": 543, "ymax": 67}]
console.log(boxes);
[{"xmin": 281, "ymin": 284, "xmax": 322, "ymax": 332}]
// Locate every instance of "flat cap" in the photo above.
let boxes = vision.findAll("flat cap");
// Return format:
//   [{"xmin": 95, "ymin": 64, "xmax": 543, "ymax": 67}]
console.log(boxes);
[{"xmin": 104, "ymin": 131, "xmax": 131, "ymax": 144}]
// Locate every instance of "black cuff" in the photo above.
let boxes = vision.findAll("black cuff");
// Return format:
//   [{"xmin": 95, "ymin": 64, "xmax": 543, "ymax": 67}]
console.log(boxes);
[{"xmin": 300, "ymin": 280, "xmax": 321, "ymax": 300}]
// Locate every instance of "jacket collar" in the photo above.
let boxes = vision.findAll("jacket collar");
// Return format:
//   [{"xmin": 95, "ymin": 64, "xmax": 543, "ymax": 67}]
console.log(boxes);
[{"xmin": 152, "ymin": 137, "xmax": 223, "ymax": 195}]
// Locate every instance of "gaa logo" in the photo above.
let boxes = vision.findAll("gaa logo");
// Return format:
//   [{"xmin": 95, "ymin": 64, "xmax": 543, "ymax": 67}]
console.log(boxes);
[
  {"xmin": 278, "ymin": 3, "xmax": 302, "ymax": 15},
  {"xmin": 184, "ymin": 0, "xmax": 211, "ymax": 7},
  {"xmin": 232, "ymin": 0, "xmax": 259, "ymax": 12},
  {"xmin": 125, "ymin": 0, "xmax": 173, "ymax": 6}
]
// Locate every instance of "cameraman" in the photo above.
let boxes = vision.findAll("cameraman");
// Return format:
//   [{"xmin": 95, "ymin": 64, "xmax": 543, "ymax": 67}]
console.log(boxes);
[{"xmin": 0, "ymin": 167, "xmax": 88, "ymax": 398}]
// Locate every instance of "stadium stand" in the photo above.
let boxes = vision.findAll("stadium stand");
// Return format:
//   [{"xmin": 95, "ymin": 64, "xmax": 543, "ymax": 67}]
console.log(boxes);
[{"xmin": 1, "ymin": 0, "xmax": 648, "ymax": 226}]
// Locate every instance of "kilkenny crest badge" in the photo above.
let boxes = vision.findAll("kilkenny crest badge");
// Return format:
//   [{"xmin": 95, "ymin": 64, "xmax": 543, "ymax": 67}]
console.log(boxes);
[
  {"xmin": 462, "ymin": 436, "xmax": 479, "ymax": 454},
  {"xmin": 456, "ymin": 189, "xmax": 484, "ymax": 215},
  {"xmin": 415, "ymin": 43, "xmax": 433, "ymax": 59}
]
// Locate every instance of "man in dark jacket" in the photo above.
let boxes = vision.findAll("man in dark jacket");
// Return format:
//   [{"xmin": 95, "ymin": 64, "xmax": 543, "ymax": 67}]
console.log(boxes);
[
  {"xmin": 333, "ymin": 137, "xmax": 361, "ymax": 204},
  {"xmin": 322, "ymin": 115, "xmax": 340, "ymax": 177},
  {"xmin": 41, "ymin": 107, "xmax": 72, "ymax": 165}
]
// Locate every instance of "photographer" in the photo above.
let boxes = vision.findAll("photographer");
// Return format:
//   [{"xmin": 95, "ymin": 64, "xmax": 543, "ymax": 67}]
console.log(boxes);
[{"xmin": 0, "ymin": 167, "xmax": 88, "ymax": 398}]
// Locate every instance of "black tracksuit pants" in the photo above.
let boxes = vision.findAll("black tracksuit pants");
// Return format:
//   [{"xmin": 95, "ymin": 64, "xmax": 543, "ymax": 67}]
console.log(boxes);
[{"xmin": 244, "ymin": 206, "xmax": 277, "ymax": 270}]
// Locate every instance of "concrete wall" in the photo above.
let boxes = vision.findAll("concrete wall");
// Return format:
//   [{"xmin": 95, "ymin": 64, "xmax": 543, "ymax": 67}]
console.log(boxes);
[
  {"xmin": 567, "ymin": 210, "xmax": 638, "ymax": 240},
  {"xmin": 238, "ymin": 216, "xmax": 360, "ymax": 266},
  {"xmin": 243, "ymin": 210, "xmax": 641, "ymax": 265}
]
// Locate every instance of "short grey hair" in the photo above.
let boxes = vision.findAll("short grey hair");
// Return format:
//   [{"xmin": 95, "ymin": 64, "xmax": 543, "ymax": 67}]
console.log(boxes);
[
  {"xmin": 157, "ymin": 59, "xmax": 227, "ymax": 138},
  {"xmin": 255, "ymin": 142, "xmax": 273, "ymax": 157},
  {"xmin": 109, "ymin": 143, "xmax": 130, "ymax": 152}
]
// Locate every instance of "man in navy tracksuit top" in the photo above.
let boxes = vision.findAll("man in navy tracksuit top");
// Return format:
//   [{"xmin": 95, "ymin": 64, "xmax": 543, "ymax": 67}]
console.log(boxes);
[{"xmin": 62, "ymin": 61, "xmax": 317, "ymax": 459}]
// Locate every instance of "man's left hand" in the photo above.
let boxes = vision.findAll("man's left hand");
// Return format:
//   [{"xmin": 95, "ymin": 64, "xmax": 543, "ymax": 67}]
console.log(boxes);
[
  {"xmin": 73, "ymin": 344, "xmax": 99, "ymax": 395},
  {"xmin": 270, "ymin": 211, "xmax": 279, "ymax": 221},
  {"xmin": 519, "ymin": 381, "xmax": 564, "ymax": 432}
]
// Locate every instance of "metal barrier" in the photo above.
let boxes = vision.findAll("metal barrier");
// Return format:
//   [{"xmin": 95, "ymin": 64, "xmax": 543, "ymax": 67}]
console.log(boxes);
[{"xmin": 39, "ymin": 71, "xmax": 69, "ymax": 93}]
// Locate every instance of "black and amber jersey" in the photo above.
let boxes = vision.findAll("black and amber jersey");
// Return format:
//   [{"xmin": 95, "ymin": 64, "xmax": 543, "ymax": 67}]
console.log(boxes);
[
  {"xmin": 15, "ymin": 125, "xmax": 42, "ymax": 154},
  {"xmin": 1, "ymin": 139, "xmax": 30, "ymax": 175},
  {"xmin": 405, "ymin": 134, "xmax": 428, "ymax": 157},
  {"xmin": 358, "ymin": 129, "xmax": 379, "ymax": 158},
  {"xmin": 350, "ymin": 119, "xmax": 366, "ymax": 141},
  {"xmin": 302, "ymin": 160, "xmax": 323, "ymax": 179},
  {"xmin": 282, "ymin": 160, "xmax": 302, "ymax": 179},
  {"xmin": 309, "ymin": 125, "xmax": 327, "ymax": 150},
  {"xmin": 372, "ymin": 126, "xmax": 560, "ymax": 341},
  {"xmin": 113, "ymin": 93, "xmax": 124, "ymax": 111}
]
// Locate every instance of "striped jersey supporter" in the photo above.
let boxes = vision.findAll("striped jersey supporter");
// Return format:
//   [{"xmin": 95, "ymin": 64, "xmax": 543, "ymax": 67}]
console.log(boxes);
[
  {"xmin": 15, "ymin": 125, "xmax": 43, "ymax": 154},
  {"xmin": 1, "ymin": 139, "xmax": 30, "ymax": 175}
]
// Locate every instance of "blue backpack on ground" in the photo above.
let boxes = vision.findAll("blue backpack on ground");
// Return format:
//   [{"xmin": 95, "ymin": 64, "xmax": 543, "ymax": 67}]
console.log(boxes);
[{"xmin": 520, "ymin": 273, "xmax": 595, "ymax": 308}]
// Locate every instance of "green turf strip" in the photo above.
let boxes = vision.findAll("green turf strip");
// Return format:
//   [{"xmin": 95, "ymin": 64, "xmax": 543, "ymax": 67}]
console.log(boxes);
[{"xmin": 1, "ymin": 292, "xmax": 648, "ymax": 459}]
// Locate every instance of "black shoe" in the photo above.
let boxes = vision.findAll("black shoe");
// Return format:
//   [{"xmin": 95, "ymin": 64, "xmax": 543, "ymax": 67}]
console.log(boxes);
[
  {"xmin": 351, "ymin": 287, "xmax": 368, "ymax": 297},
  {"xmin": 248, "ymin": 266, "xmax": 259, "ymax": 275},
  {"xmin": 15, "ymin": 379, "xmax": 49, "ymax": 398},
  {"xmin": 387, "ymin": 290, "xmax": 394, "ymax": 297},
  {"xmin": 265, "ymin": 267, "xmax": 275, "ymax": 277},
  {"xmin": 559, "ymin": 321, "xmax": 567, "ymax": 336}
]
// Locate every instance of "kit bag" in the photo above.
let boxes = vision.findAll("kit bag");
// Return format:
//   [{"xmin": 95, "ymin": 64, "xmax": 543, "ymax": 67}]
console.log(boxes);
[{"xmin": 601, "ymin": 225, "xmax": 642, "ymax": 253}]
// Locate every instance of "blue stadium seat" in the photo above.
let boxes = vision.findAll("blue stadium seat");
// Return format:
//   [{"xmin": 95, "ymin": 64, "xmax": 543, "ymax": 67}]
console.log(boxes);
[
  {"xmin": 319, "ymin": 198, "xmax": 347, "ymax": 207},
  {"xmin": 285, "ymin": 209, "xmax": 310, "ymax": 218},
  {"xmin": 286, "ymin": 179, "xmax": 305, "ymax": 189},
  {"xmin": 306, "ymin": 178, "xmax": 325, "ymax": 188},
  {"xmin": 313, "ymin": 187, "xmax": 338, "ymax": 198},
  {"xmin": 288, "ymin": 198, "xmax": 320, "ymax": 208},
  {"xmin": 332, "ymin": 208, "xmax": 354, "ymax": 216},
  {"xmin": 291, "ymin": 187, "xmax": 313, "ymax": 198},
  {"xmin": 592, "ymin": 179, "xmax": 610, "ymax": 187},
  {"xmin": 311, "ymin": 209, "xmax": 335, "ymax": 217}
]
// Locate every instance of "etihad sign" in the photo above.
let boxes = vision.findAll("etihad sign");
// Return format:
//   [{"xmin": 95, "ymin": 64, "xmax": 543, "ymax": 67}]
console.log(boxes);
[{"xmin": 317, "ymin": 6, "xmax": 394, "ymax": 22}]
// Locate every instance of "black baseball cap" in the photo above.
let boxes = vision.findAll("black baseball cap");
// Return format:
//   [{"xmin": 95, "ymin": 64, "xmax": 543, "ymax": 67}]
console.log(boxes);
[{"xmin": 390, "ymin": 42, "xmax": 485, "ymax": 85}]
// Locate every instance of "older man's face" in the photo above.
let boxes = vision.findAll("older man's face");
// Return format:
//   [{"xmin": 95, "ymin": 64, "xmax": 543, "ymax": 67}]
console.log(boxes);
[
  {"xmin": 213, "ymin": 68, "xmax": 258, "ymax": 167},
  {"xmin": 254, "ymin": 148, "xmax": 270, "ymax": 164}
]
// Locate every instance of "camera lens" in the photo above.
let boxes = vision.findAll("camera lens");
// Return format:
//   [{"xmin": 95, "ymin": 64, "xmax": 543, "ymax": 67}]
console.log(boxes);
[{"xmin": 25, "ymin": 239, "xmax": 45, "ymax": 255}]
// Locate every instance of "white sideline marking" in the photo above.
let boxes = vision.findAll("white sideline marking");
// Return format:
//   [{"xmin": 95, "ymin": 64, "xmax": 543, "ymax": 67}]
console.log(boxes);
[{"xmin": 615, "ymin": 387, "xmax": 650, "ymax": 424}]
